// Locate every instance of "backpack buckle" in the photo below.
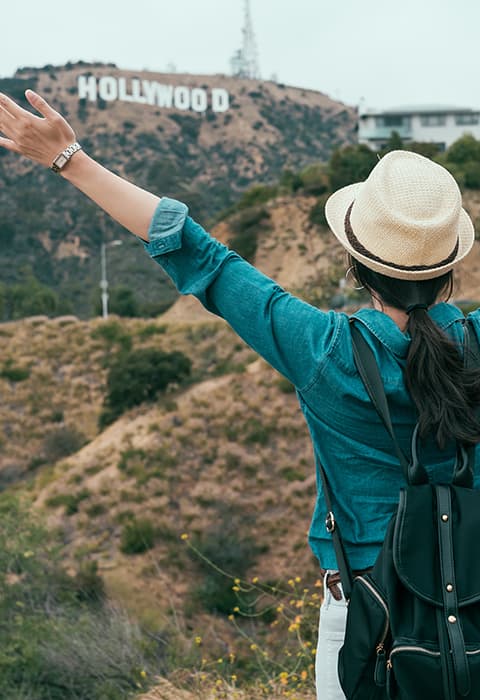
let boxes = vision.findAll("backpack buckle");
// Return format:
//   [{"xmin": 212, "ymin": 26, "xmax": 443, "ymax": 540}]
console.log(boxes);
[{"xmin": 325, "ymin": 511, "xmax": 336, "ymax": 533}]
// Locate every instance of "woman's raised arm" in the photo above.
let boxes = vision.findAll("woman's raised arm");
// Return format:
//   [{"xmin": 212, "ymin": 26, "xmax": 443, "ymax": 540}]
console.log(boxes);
[{"xmin": 0, "ymin": 90, "xmax": 159, "ymax": 241}]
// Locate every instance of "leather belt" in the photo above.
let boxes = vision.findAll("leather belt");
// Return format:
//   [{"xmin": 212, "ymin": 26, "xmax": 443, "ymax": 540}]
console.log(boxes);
[{"xmin": 320, "ymin": 568, "xmax": 373, "ymax": 601}]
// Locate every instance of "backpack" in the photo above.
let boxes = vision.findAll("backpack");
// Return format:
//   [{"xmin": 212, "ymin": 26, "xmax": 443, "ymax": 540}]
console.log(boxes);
[{"xmin": 318, "ymin": 319, "xmax": 480, "ymax": 700}]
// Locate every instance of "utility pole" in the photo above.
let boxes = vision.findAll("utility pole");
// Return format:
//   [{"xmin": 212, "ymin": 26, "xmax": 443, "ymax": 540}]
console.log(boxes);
[{"xmin": 100, "ymin": 240, "xmax": 122, "ymax": 319}]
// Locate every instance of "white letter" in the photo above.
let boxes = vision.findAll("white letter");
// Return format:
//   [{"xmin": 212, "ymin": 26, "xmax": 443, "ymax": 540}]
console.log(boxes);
[
  {"xmin": 98, "ymin": 76, "xmax": 118, "ymax": 102},
  {"xmin": 191, "ymin": 88, "xmax": 208, "ymax": 113},
  {"xmin": 118, "ymin": 77, "xmax": 133, "ymax": 103},
  {"xmin": 130, "ymin": 79, "xmax": 146, "ymax": 104},
  {"xmin": 142, "ymin": 81, "xmax": 173, "ymax": 107},
  {"xmin": 174, "ymin": 86, "xmax": 190, "ymax": 110},
  {"xmin": 212, "ymin": 88, "xmax": 230, "ymax": 113},
  {"xmin": 78, "ymin": 75, "xmax": 97, "ymax": 102}
]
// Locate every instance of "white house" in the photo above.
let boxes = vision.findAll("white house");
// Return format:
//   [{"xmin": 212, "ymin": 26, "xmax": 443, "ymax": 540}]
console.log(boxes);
[{"xmin": 358, "ymin": 105, "xmax": 480, "ymax": 151}]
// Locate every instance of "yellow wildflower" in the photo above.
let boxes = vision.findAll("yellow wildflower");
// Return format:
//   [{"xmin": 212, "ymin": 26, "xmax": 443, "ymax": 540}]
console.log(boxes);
[{"xmin": 180, "ymin": 533, "xmax": 188, "ymax": 540}]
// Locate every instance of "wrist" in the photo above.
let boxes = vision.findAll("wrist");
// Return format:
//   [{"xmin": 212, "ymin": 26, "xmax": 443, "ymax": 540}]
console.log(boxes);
[
  {"xmin": 59, "ymin": 149, "xmax": 91, "ymax": 182},
  {"xmin": 50, "ymin": 141, "xmax": 82, "ymax": 174}
]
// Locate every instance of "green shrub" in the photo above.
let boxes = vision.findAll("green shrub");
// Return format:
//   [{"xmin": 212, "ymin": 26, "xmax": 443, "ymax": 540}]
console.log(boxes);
[
  {"xmin": 91, "ymin": 321, "xmax": 132, "ymax": 351},
  {"xmin": 276, "ymin": 376, "xmax": 296, "ymax": 393},
  {"xmin": 234, "ymin": 184, "xmax": 278, "ymax": 210},
  {"xmin": 99, "ymin": 347, "xmax": 191, "ymax": 428},
  {"xmin": 0, "ymin": 494, "xmax": 158, "ymax": 699},
  {"xmin": 446, "ymin": 134, "xmax": 480, "ymax": 164},
  {"xmin": 45, "ymin": 489, "xmax": 91, "ymax": 515},
  {"xmin": 120, "ymin": 517, "xmax": 157, "ymax": 554},
  {"xmin": 4, "ymin": 272, "xmax": 64, "ymax": 320},
  {"xmin": 137, "ymin": 323, "xmax": 167, "ymax": 339},
  {"xmin": 42, "ymin": 426, "xmax": 87, "ymax": 463},
  {"xmin": 308, "ymin": 193, "xmax": 330, "ymax": 228},
  {"xmin": 464, "ymin": 161, "xmax": 480, "ymax": 189},
  {"xmin": 94, "ymin": 286, "xmax": 140, "ymax": 317},
  {"xmin": 299, "ymin": 163, "xmax": 329, "ymax": 195},
  {"xmin": 280, "ymin": 466, "xmax": 306, "ymax": 482},
  {"xmin": 190, "ymin": 515, "xmax": 262, "ymax": 615},
  {"xmin": 228, "ymin": 206, "xmax": 271, "ymax": 262},
  {"xmin": 0, "ymin": 360, "xmax": 30, "ymax": 382}
]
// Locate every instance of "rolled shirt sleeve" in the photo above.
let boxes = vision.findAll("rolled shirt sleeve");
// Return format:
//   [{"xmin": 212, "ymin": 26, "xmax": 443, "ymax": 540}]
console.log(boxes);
[{"xmin": 143, "ymin": 197, "xmax": 340, "ymax": 391}]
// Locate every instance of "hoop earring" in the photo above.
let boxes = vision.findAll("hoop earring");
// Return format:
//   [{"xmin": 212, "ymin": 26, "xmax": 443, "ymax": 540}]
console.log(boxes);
[{"xmin": 345, "ymin": 265, "xmax": 364, "ymax": 291}]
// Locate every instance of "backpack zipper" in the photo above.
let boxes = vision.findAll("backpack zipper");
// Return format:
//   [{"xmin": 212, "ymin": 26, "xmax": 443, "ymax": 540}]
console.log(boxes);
[
  {"xmin": 386, "ymin": 645, "xmax": 480, "ymax": 670},
  {"xmin": 355, "ymin": 575, "xmax": 390, "ymax": 650}
]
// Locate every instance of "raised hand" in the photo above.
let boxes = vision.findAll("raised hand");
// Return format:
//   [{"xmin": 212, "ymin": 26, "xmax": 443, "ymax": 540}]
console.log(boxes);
[{"xmin": 0, "ymin": 90, "xmax": 76, "ymax": 168}]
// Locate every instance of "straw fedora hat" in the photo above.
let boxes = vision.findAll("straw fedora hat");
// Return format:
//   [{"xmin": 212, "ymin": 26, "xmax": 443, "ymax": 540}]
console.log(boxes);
[{"xmin": 325, "ymin": 150, "xmax": 475, "ymax": 280}]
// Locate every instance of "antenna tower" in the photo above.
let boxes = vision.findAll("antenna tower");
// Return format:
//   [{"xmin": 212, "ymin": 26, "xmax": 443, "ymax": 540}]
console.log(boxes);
[{"xmin": 230, "ymin": 0, "xmax": 260, "ymax": 79}]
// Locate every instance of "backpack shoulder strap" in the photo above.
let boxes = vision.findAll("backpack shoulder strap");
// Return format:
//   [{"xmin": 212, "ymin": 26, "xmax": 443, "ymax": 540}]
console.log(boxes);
[
  {"xmin": 464, "ymin": 317, "xmax": 480, "ymax": 369},
  {"xmin": 350, "ymin": 321, "xmax": 429, "ymax": 485}
]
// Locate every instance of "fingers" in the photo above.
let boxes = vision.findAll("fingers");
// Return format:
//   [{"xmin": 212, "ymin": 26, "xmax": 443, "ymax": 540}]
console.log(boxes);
[
  {"xmin": 0, "ymin": 92, "xmax": 29, "ymax": 119},
  {"xmin": 0, "ymin": 136, "xmax": 20, "ymax": 153},
  {"xmin": 25, "ymin": 90, "xmax": 60, "ymax": 121}
]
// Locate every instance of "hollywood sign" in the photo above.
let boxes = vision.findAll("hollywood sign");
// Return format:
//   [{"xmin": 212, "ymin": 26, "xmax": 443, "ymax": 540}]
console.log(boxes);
[{"xmin": 77, "ymin": 75, "xmax": 230, "ymax": 113}]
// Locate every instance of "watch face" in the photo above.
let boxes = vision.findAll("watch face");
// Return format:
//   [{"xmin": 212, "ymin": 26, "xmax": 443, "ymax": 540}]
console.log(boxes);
[{"xmin": 55, "ymin": 154, "xmax": 68, "ymax": 168}]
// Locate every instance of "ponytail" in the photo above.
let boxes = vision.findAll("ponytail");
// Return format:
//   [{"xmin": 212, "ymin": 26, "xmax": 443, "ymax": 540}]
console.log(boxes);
[{"xmin": 351, "ymin": 258, "xmax": 480, "ymax": 448}]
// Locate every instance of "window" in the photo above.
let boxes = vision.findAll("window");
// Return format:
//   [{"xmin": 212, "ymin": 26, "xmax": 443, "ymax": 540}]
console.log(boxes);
[
  {"xmin": 375, "ymin": 115, "xmax": 407, "ymax": 128},
  {"xmin": 420, "ymin": 114, "xmax": 446, "ymax": 127},
  {"xmin": 455, "ymin": 114, "xmax": 479, "ymax": 125}
]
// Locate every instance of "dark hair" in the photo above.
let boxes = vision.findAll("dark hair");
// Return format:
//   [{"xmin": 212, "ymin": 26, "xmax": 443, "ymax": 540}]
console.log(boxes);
[{"xmin": 350, "ymin": 257, "xmax": 480, "ymax": 448}]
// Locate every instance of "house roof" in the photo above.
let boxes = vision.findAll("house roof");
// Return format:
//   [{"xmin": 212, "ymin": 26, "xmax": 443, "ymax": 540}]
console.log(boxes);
[{"xmin": 360, "ymin": 104, "xmax": 478, "ymax": 117}]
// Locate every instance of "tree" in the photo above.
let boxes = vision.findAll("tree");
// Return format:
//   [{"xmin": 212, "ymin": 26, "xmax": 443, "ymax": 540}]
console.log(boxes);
[
  {"xmin": 328, "ymin": 144, "xmax": 378, "ymax": 191},
  {"xmin": 446, "ymin": 134, "xmax": 480, "ymax": 164}
]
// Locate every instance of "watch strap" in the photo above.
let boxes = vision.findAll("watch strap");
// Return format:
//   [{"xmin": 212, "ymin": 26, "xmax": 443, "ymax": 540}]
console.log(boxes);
[{"xmin": 51, "ymin": 142, "xmax": 82, "ymax": 173}]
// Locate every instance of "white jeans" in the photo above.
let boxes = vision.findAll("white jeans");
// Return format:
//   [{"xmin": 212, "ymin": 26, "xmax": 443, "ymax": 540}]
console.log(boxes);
[{"xmin": 315, "ymin": 572, "xmax": 348, "ymax": 700}]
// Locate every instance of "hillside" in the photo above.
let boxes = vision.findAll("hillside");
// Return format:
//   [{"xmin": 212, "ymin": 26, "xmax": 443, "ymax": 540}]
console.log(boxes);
[
  {"xmin": 3, "ymin": 186, "xmax": 480, "ymax": 697},
  {"xmin": 0, "ymin": 62, "xmax": 356, "ymax": 318}
]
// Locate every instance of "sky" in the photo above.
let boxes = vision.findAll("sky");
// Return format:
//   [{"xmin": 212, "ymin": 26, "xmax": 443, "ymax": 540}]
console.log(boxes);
[{"xmin": 2, "ymin": 0, "xmax": 480, "ymax": 112}]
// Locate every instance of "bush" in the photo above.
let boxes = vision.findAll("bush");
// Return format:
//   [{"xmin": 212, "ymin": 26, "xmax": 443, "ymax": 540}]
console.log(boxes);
[
  {"xmin": 234, "ymin": 184, "xmax": 278, "ymax": 210},
  {"xmin": 4, "ymin": 273, "xmax": 63, "ymax": 320},
  {"xmin": 464, "ymin": 161, "xmax": 480, "ymax": 189},
  {"xmin": 190, "ymin": 515, "xmax": 262, "ymax": 615},
  {"xmin": 45, "ymin": 489, "xmax": 91, "ymax": 515},
  {"xmin": 0, "ymin": 359, "xmax": 30, "ymax": 382},
  {"xmin": 99, "ymin": 348, "xmax": 191, "ymax": 427},
  {"xmin": 299, "ymin": 163, "xmax": 329, "ymax": 195},
  {"xmin": 91, "ymin": 321, "xmax": 132, "ymax": 352},
  {"xmin": 120, "ymin": 517, "xmax": 157, "ymax": 554},
  {"xmin": 446, "ymin": 134, "xmax": 480, "ymax": 164},
  {"xmin": 94, "ymin": 287, "xmax": 140, "ymax": 317},
  {"xmin": 228, "ymin": 206, "xmax": 271, "ymax": 262},
  {"xmin": 308, "ymin": 193, "xmax": 330, "ymax": 228},
  {"xmin": 0, "ymin": 494, "xmax": 159, "ymax": 699},
  {"xmin": 42, "ymin": 426, "xmax": 87, "ymax": 463}
]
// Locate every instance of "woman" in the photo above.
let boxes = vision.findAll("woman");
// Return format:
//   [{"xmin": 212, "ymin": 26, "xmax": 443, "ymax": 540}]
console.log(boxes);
[{"xmin": 1, "ymin": 90, "xmax": 479, "ymax": 700}]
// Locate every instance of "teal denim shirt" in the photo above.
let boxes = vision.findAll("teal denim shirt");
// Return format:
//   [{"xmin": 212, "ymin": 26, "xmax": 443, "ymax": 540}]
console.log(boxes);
[{"xmin": 143, "ymin": 197, "xmax": 480, "ymax": 570}]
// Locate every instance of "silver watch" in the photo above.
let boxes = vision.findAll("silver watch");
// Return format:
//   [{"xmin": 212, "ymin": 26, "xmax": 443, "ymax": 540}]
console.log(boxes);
[{"xmin": 51, "ymin": 142, "xmax": 82, "ymax": 173}]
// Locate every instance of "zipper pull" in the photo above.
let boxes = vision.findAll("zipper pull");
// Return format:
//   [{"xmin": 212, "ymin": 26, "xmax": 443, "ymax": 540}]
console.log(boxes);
[{"xmin": 374, "ymin": 644, "xmax": 387, "ymax": 687}]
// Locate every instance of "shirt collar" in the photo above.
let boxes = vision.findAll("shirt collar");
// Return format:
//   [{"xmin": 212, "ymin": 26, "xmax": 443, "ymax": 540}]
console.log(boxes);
[{"xmin": 351, "ymin": 302, "xmax": 465, "ymax": 359}]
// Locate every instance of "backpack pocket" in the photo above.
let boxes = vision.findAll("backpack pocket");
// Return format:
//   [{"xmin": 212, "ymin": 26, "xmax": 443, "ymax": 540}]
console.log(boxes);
[
  {"xmin": 387, "ymin": 643, "xmax": 480, "ymax": 700},
  {"xmin": 338, "ymin": 575, "xmax": 389, "ymax": 700}
]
